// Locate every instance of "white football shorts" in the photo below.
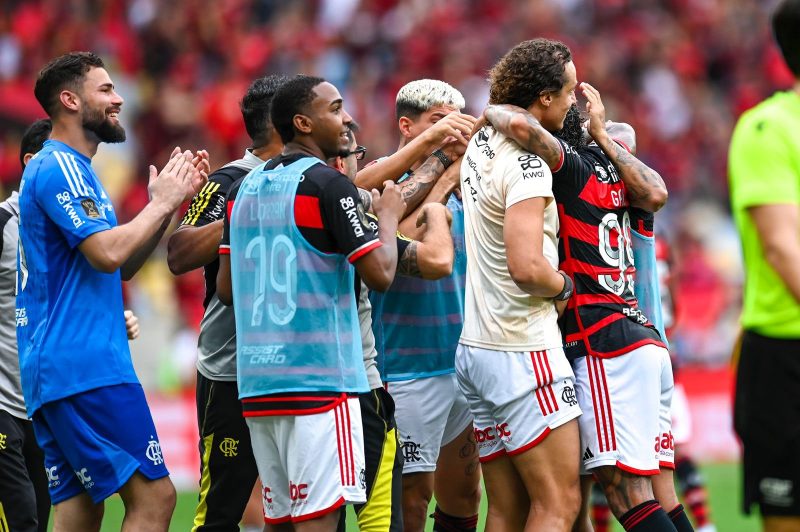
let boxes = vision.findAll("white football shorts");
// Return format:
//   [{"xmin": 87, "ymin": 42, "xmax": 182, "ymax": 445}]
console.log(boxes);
[
  {"xmin": 573, "ymin": 344, "xmax": 675, "ymax": 475},
  {"xmin": 387, "ymin": 372, "xmax": 473, "ymax": 474},
  {"xmin": 455, "ymin": 344, "xmax": 582, "ymax": 462},
  {"xmin": 246, "ymin": 397, "xmax": 366, "ymax": 524}
]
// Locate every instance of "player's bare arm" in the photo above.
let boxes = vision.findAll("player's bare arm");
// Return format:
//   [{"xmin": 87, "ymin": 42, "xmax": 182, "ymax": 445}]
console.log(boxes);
[
  {"xmin": 398, "ymin": 160, "xmax": 460, "ymax": 240},
  {"xmin": 749, "ymin": 203, "xmax": 800, "ymax": 304},
  {"xmin": 357, "ymin": 188, "xmax": 373, "ymax": 213},
  {"xmin": 79, "ymin": 148, "xmax": 201, "ymax": 280},
  {"xmin": 581, "ymin": 83, "xmax": 667, "ymax": 212},
  {"xmin": 397, "ymin": 203, "xmax": 454, "ymax": 280},
  {"xmin": 354, "ymin": 180, "xmax": 406, "ymax": 292},
  {"xmin": 505, "ymin": 197, "xmax": 569, "ymax": 298},
  {"xmin": 167, "ymin": 220, "xmax": 224, "ymax": 275},
  {"xmin": 354, "ymin": 112, "xmax": 475, "ymax": 190},
  {"xmin": 397, "ymin": 155, "xmax": 449, "ymax": 215},
  {"xmin": 483, "ymin": 104, "xmax": 563, "ymax": 170}
]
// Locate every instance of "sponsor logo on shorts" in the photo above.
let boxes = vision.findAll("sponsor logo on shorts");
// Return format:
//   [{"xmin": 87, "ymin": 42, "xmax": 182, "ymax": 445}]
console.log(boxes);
[
  {"xmin": 583, "ymin": 447, "xmax": 594, "ymax": 461},
  {"xmin": 653, "ymin": 431, "xmax": 674, "ymax": 456},
  {"xmin": 219, "ymin": 437, "xmax": 239, "ymax": 457},
  {"xmin": 289, "ymin": 481, "xmax": 309, "ymax": 502},
  {"xmin": 760, "ymin": 478, "xmax": 795, "ymax": 507},
  {"xmin": 474, "ymin": 423, "xmax": 512, "ymax": 446},
  {"xmin": 401, "ymin": 438, "xmax": 422, "ymax": 463},
  {"xmin": 263, "ymin": 485, "xmax": 273, "ymax": 504},
  {"xmin": 15, "ymin": 308, "xmax": 27, "ymax": 327},
  {"xmin": 359, "ymin": 468, "xmax": 366, "ymax": 490},
  {"xmin": 46, "ymin": 466, "xmax": 60, "ymax": 487},
  {"xmin": 75, "ymin": 467, "xmax": 94, "ymax": 489},
  {"xmin": 0, "ymin": 433, "xmax": 5, "ymax": 450},
  {"xmin": 146, "ymin": 436, "xmax": 164, "ymax": 465},
  {"xmin": 561, "ymin": 383, "xmax": 578, "ymax": 406}
]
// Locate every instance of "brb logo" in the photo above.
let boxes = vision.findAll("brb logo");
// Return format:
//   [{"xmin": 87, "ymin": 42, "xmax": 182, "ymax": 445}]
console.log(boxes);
[
  {"xmin": 654, "ymin": 431, "xmax": 675, "ymax": 454},
  {"xmin": 46, "ymin": 466, "xmax": 60, "ymax": 488},
  {"xmin": 75, "ymin": 468, "xmax": 94, "ymax": 489},
  {"xmin": 290, "ymin": 481, "xmax": 309, "ymax": 501},
  {"xmin": 474, "ymin": 423, "xmax": 512, "ymax": 443}
]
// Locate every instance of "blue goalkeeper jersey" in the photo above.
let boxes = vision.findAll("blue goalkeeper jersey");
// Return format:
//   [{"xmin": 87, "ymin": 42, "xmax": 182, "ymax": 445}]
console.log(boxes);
[
  {"xmin": 371, "ymin": 193, "xmax": 466, "ymax": 381},
  {"xmin": 17, "ymin": 140, "xmax": 137, "ymax": 415}
]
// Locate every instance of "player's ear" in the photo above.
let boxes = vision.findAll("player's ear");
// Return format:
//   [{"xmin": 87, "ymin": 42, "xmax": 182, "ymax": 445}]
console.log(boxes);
[
  {"xmin": 59, "ymin": 89, "xmax": 80, "ymax": 113},
  {"xmin": 538, "ymin": 91, "xmax": 553, "ymax": 108},
  {"xmin": 293, "ymin": 113, "xmax": 313, "ymax": 136},
  {"xmin": 398, "ymin": 116, "xmax": 414, "ymax": 140}
]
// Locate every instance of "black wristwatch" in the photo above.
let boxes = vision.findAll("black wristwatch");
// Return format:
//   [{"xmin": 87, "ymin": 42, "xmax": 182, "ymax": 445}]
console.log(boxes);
[
  {"xmin": 430, "ymin": 149, "xmax": 453, "ymax": 169},
  {"xmin": 554, "ymin": 271, "xmax": 574, "ymax": 301}
]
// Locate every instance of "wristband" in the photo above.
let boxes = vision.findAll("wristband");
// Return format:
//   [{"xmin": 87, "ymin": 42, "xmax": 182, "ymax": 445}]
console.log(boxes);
[
  {"xmin": 430, "ymin": 149, "xmax": 453, "ymax": 169},
  {"xmin": 554, "ymin": 271, "xmax": 574, "ymax": 301}
]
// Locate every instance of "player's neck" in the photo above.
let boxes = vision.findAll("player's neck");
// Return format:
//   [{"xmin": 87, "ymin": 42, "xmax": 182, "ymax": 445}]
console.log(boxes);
[
  {"xmin": 252, "ymin": 138, "xmax": 283, "ymax": 161},
  {"xmin": 48, "ymin": 121, "xmax": 99, "ymax": 158},
  {"xmin": 283, "ymin": 139, "xmax": 326, "ymax": 161}
]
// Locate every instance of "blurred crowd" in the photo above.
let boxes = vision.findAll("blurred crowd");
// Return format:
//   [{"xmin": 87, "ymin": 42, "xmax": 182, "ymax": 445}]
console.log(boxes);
[{"xmin": 0, "ymin": 0, "xmax": 792, "ymax": 382}]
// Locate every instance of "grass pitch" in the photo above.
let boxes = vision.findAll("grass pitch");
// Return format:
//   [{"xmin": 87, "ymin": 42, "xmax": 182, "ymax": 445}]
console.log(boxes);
[{"xmin": 85, "ymin": 462, "xmax": 759, "ymax": 530}]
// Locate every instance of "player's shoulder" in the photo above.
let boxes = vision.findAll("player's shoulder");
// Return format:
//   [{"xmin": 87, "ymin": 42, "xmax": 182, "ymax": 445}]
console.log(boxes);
[{"xmin": 734, "ymin": 92, "xmax": 797, "ymax": 139}]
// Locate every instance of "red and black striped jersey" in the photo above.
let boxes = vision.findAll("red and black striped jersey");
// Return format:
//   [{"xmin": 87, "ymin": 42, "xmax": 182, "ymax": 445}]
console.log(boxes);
[{"xmin": 553, "ymin": 140, "xmax": 664, "ymax": 360}]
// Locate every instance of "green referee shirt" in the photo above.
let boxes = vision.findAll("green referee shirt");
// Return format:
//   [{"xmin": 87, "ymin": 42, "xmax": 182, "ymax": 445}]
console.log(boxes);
[{"xmin": 729, "ymin": 90, "xmax": 800, "ymax": 338}]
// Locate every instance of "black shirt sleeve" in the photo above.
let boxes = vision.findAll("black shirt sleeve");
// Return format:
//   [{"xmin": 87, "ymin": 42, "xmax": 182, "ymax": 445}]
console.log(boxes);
[
  {"xmin": 219, "ymin": 176, "xmax": 245, "ymax": 255},
  {"xmin": 552, "ymin": 138, "xmax": 597, "ymax": 195},
  {"xmin": 180, "ymin": 169, "xmax": 239, "ymax": 227},
  {"xmin": 317, "ymin": 169, "xmax": 382, "ymax": 263}
]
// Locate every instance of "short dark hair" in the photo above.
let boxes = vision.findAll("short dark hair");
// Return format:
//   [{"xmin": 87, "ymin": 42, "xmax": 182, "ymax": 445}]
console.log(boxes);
[
  {"xmin": 489, "ymin": 39, "xmax": 572, "ymax": 108},
  {"xmin": 241, "ymin": 74, "xmax": 290, "ymax": 148},
  {"xmin": 34, "ymin": 52, "xmax": 105, "ymax": 117},
  {"xmin": 773, "ymin": 0, "xmax": 800, "ymax": 77},
  {"xmin": 20, "ymin": 119, "xmax": 52, "ymax": 168},
  {"xmin": 270, "ymin": 75, "xmax": 326, "ymax": 144}
]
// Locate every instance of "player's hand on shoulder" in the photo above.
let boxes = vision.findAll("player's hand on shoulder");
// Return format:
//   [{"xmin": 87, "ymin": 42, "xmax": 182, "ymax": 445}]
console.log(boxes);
[
  {"xmin": 124, "ymin": 309, "xmax": 140, "ymax": 340},
  {"xmin": 371, "ymin": 180, "xmax": 407, "ymax": 223},
  {"xmin": 148, "ymin": 147, "xmax": 194, "ymax": 211},
  {"xmin": 580, "ymin": 82, "xmax": 608, "ymax": 142}
]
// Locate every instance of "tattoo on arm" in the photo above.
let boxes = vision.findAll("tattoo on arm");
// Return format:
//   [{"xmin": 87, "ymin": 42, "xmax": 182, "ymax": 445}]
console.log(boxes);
[
  {"xmin": 399, "ymin": 157, "xmax": 443, "ymax": 213},
  {"xmin": 357, "ymin": 187, "xmax": 372, "ymax": 213},
  {"xmin": 604, "ymin": 140, "xmax": 666, "ymax": 204},
  {"xmin": 485, "ymin": 105, "xmax": 563, "ymax": 169},
  {"xmin": 397, "ymin": 241, "xmax": 422, "ymax": 278}
]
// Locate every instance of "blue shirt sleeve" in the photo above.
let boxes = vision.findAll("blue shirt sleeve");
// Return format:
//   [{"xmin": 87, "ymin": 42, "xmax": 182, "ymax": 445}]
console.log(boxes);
[{"xmin": 33, "ymin": 153, "xmax": 113, "ymax": 248}]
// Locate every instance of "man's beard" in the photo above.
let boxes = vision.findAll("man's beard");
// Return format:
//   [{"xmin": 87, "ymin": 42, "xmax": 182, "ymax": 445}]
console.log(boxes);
[
  {"xmin": 83, "ymin": 108, "xmax": 126, "ymax": 143},
  {"xmin": 554, "ymin": 104, "xmax": 585, "ymax": 149}
]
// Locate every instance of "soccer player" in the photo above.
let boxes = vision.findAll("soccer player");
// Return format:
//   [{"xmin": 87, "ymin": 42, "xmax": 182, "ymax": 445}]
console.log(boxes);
[
  {"xmin": 479, "ymin": 38, "xmax": 693, "ymax": 531},
  {"xmin": 729, "ymin": 1, "xmax": 800, "ymax": 530},
  {"xmin": 17, "ymin": 52, "xmax": 207, "ymax": 531},
  {"xmin": 458, "ymin": 41, "xmax": 583, "ymax": 531},
  {"xmin": 167, "ymin": 74, "xmax": 288, "ymax": 532},
  {"xmin": 0, "ymin": 118, "xmax": 144, "ymax": 532},
  {"xmin": 329, "ymin": 124, "xmax": 456, "ymax": 532},
  {"xmin": 365, "ymin": 79, "xmax": 481, "ymax": 532},
  {"xmin": 216, "ymin": 75, "xmax": 405, "ymax": 531}
]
